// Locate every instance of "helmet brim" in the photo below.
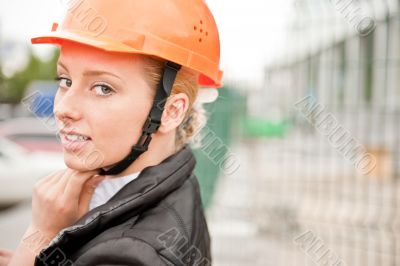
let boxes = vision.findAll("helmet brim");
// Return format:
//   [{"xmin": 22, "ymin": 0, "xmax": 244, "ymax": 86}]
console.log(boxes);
[{"xmin": 32, "ymin": 30, "xmax": 222, "ymax": 88}]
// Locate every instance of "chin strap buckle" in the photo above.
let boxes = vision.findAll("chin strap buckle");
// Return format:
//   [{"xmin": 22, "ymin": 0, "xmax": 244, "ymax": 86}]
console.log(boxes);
[
  {"xmin": 143, "ymin": 117, "xmax": 161, "ymax": 134},
  {"xmin": 131, "ymin": 117, "xmax": 161, "ymax": 154}
]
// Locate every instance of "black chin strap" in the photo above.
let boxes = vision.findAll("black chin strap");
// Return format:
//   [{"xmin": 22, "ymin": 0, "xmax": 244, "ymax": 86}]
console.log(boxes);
[{"xmin": 99, "ymin": 61, "xmax": 182, "ymax": 176}]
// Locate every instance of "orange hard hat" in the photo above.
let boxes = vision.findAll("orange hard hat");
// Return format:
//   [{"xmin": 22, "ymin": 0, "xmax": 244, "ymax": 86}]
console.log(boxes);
[{"xmin": 31, "ymin": 0, "xmax": 223, "ymax": 88}]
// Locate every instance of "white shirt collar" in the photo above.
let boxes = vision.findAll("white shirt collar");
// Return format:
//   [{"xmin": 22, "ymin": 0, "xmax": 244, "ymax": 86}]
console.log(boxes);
[{"xmin": 89, "ymin": 172, "xmax": 140, "ymax": 211}]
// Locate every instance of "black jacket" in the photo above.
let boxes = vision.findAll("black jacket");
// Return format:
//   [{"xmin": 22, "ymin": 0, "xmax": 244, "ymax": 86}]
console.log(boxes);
[{"xmin": 34, "ymin": 145, "xmax": 212, "ymax": 266}]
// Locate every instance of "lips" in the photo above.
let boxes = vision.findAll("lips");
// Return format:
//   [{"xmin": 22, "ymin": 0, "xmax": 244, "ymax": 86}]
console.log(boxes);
[{"xmin": 59, "ymin": 130, "xmax": 92, "ymax": 152}]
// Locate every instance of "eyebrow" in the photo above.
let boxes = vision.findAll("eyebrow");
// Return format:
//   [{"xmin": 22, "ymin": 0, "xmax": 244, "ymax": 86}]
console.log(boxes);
[{"xmin": 57, "ymin": 61, "xmax": 124, "ymax": 83}]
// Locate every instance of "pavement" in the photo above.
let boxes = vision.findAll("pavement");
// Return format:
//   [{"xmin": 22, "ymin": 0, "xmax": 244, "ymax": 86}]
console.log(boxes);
[{"xmin": 0, "ymin": 201, "xmax": 32, "ymax": 250}]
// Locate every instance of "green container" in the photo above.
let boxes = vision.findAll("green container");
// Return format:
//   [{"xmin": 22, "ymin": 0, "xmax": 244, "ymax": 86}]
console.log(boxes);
[
  {"xmin": 193, "ymin": 87, "xmax": 244, "ymax": 208},
  {"xmin": 243, "ymin": 117, "xmax": 290, "ymax": 138}
]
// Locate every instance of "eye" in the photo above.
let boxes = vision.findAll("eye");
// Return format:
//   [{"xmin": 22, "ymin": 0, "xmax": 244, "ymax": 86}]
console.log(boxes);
[
  {"xmin": 55, "ymin": 76, "xmax": 72, "ymax": 88},
  {"xmin": 93, "ymin": 84, "xmax": 115, "ymax": 96}
]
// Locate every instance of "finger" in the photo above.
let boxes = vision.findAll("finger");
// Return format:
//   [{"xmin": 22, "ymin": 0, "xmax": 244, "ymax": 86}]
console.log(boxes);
[
  {"xmin": 0, "ymin": 248, "xmax": 13, "ymax": 266},
  {"xmin": 43, "ymin": 168, "xmax": 75, "ymax": 200},
  {"xmin": 35, "ymin": 169, "xmax": 65, "ymax": 188},
  {"xmin": 0, "ymin": 258, "xmax": 11, "ymax": 266},
  {"xmin": 40, "ymin": 169, "xmax": 68, "ymax": 193},
  {"xmin": 50, "ymin": 168, "xmax": 76, "ymax": 194},
  {"xmin": 34, "ymin": 169, "xmax": 65, "ymax": 196},
  {"xmin": 63, "ymin": 170, "xmax": 100, "ymax": 204},
  {"xmin": 49, "ymin": 168, "xmax": 97, "ymax": 197},
  {"xmin": 77, "ymin": 175, "xmax": 105, "ymax": 217},
  {"xmin": 0, "ymin": 248, "xmax": 12, "ymax": 256},
  {"xmin": 55, "ymin": 169, "xmax": 94, "ymax": 195},
  {"xmin": 62, "ymin": 169, "xmax": 99, "ymax": 193}
]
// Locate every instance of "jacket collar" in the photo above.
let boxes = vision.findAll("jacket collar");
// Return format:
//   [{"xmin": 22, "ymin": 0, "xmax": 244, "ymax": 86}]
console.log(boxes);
[{"xmin": 42, "ymin": 145, "xmax": 196, "ymax": 256}]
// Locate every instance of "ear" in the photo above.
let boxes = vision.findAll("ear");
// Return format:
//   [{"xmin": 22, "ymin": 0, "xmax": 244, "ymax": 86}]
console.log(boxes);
[{"xmin": 158, "ymin": 93, "xmax": 190, "ymax": 134}]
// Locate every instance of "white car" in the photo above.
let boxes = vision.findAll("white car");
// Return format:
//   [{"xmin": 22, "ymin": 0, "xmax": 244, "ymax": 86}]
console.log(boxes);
[{"xmin": 0, "ymin": 137, "xmax": 65, "ymax": 206}]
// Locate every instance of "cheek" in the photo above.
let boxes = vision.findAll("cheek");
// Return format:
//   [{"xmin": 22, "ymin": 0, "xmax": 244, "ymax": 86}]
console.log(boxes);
[{"xmin": 88, "ymin": 99, "xmax": 149, "ymax": 160}]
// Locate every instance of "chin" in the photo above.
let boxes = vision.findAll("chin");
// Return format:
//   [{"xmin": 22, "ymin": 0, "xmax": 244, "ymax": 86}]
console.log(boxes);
[{"xmin": 63, "ymin": 150, "xmax": 104, "ymax": 171}]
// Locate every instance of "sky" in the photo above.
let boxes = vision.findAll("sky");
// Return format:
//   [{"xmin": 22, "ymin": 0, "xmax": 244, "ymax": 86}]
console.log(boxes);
[{"xmin": 0, "ymin": 0, "xmax": 291, "ymax": 88}]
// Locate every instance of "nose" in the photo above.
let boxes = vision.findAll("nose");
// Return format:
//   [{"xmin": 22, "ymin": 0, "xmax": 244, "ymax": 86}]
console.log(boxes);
[{"xmin": 54, "ymin": 88, "xmax": 83, "ymax": 127}]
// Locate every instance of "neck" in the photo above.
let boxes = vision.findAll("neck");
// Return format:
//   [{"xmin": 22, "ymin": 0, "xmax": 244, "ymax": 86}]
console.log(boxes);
[{"xmin": 105, "ymin": 132, "xmax": 177, "ymax": 178}]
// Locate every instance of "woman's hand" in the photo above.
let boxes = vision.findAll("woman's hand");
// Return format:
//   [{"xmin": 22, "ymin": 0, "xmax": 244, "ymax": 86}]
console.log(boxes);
[
  {"xmin": 31, "ymin": 168, "xmax": 105, "ymax": 239},
  {"xmin": 8, "ymin": 169, "xmax": 104, "ymax": 266},
  {"xmin": 7, "ymin": 169, "xmax": 105, "ymax": 266},
  {"xmin": 0, "ymin": 248, "xmax": 13, "ymax": 266}
]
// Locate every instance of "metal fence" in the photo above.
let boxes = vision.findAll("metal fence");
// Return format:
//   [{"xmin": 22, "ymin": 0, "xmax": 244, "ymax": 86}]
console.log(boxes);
[{"xmin": 252, "ymin": 1, "xmax": 400, "ymax": 265}]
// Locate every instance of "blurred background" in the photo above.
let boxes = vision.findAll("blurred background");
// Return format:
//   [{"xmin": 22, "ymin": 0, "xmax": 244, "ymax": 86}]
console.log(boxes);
[{"xmin": 0, "ymin": 0, "xmax": 399, "ymax": 265}]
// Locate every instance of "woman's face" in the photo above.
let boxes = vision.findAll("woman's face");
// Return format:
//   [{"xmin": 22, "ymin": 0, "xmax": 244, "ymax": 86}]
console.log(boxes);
[{"xmin": 54, "ymin": 42, "xmax": 153, "ymax": 171}]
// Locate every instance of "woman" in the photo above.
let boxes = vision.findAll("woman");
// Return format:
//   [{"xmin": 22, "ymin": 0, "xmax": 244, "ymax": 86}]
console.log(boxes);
[{"xmin": 3, "ymin": 0, "xmax": 223, "ymax": 265}]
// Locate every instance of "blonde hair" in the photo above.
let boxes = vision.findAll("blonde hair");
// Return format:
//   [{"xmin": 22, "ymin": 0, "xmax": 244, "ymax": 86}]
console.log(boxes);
[{"xmin": 139, "ymin": 55, "xmax": 207, "ymax": 151}]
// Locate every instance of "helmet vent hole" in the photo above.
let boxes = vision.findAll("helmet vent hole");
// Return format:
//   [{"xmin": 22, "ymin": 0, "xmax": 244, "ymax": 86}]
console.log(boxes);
[{"xmin": 195, "ymin": 21, "xmax": 206, "ymax": 42}]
